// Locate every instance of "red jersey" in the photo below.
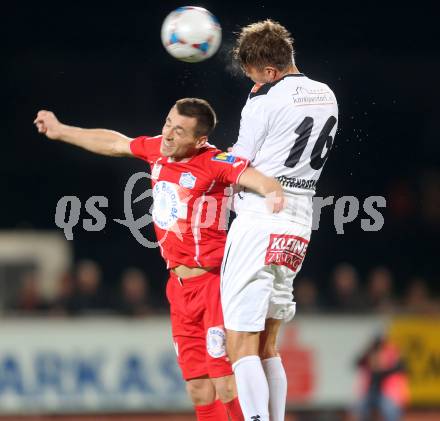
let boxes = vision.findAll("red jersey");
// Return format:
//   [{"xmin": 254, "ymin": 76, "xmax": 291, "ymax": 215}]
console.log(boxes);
[{"xmin": 130, "ymin": 135, "xmax": 249, "ymax": 269}]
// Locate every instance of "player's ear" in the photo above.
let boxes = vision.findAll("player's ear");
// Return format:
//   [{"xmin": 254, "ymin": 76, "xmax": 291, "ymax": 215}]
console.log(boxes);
[
  {"xmin": 264, "ymin": 66, "xmax": 277, "ymax": 82},
  {"xmin": 195, "ymin": 135, "xmax": 208, "ymax": 149}
]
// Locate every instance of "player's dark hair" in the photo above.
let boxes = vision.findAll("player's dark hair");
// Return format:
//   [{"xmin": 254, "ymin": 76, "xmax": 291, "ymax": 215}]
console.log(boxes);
[
  {"xmin": 175, "ymin": 98, "xmax": 217, "ymax": 137},
  {"xmin": 233, "ymin": 19, "xmax": 294, "ymax": 71}
]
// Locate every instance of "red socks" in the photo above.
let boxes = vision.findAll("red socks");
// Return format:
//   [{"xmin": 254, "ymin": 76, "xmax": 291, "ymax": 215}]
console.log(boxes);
[
  {"xmin": 224, "ymin": 397, "xmax": 245, "ymax": 421},
  {"xmin": 195, "ymin": 397, "xmax": 244, "ymax": 421},
  {"xmin": 195, "ymin": 399, "xmax": 228, "ymax": 420}
]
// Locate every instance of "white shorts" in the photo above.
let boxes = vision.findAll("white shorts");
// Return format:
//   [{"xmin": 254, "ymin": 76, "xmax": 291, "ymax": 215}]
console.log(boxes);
[{"xmin": 221, "ymin": 213, "xmax": 312, "ymax": 332}]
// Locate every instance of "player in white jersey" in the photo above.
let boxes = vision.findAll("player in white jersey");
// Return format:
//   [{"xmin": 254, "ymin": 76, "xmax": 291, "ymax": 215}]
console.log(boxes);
[{"xmin": 221, "ymin": 20, "xmax": 338, "ymax": 420}]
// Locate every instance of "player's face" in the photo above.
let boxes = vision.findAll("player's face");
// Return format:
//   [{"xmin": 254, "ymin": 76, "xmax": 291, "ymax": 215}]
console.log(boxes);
[{"xmin": 161, "ymin": 107, "xmax": 207, "ymax": 159}]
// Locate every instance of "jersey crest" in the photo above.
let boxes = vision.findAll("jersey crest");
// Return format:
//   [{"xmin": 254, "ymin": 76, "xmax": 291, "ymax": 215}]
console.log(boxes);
[{"xmin": 179, "ymin": 172, "xmax": 197, "ymax": 189}]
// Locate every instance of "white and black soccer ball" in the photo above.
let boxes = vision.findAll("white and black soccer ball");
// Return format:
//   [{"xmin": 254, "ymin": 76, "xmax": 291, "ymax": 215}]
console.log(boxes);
[{"xmin": 161, "ymin": 6, "xmax": 222, "ymax": 63}]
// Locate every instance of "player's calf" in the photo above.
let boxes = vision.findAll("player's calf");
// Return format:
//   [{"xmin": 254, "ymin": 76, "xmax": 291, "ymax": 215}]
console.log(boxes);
[
  {"xmin": 258, "ymin": 318, "xmax": 282, "ymax": 360},
  {"xmin": 211, "ymin": 376, "xmax": 244, "ymax": 421}
]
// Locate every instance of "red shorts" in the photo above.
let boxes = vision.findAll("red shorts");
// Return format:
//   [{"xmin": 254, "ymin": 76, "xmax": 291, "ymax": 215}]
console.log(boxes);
[{"xmin": 166, "ymin": 268, "xmax": 232, "ymax": 380}]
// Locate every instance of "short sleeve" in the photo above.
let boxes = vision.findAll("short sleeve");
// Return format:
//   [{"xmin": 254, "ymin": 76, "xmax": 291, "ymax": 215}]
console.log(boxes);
[
  {"xmin": 209, "ymin": 151, "xmax": 250, "ymax": 185},
  {"xmin": 130, "ymin": 135, "xmax": 160, "ymax": 162},
  {"xmin": 232, "ymin": 100, "xmax": 268, "ymax": 161}
]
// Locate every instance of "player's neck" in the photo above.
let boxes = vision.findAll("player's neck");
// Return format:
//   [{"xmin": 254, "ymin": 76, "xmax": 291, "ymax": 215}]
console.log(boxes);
[
  {"xmin": 275, "ymin": 65, "xmax": 300, "ymax": 81},
  {"xmin": 168, "ymin": 155, "xmax": 192, "ymax": 163}
]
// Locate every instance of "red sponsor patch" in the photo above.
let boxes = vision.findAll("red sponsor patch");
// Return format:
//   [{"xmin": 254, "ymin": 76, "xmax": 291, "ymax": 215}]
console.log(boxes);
[{"xmin": 265, "ymin": 234, "xmax": 309, "ymax": 272}]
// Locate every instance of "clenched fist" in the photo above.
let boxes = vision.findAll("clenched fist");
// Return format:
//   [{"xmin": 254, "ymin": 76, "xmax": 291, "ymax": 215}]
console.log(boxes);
[{"xmin": 33, "ymin": 110, "xmax": 64, "ymax": 140}]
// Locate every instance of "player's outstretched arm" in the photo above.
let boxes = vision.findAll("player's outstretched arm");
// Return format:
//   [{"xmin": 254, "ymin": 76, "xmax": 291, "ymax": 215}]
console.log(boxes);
[
  {"xmin": 237, "ymin": 167, "xmax": 285, "ymax": 213},
  {"xmin": 33, "ymin": 110, "xmax": 133, "ymax": 157}
]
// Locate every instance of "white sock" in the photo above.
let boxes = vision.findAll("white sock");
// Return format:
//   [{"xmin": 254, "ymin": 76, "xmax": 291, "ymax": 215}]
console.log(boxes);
[
  {"xmin": 232, "ymin": 355, "xmax": 269, "ymax": 421},
  {"xmin": 262, "ymin": 356, "xmax": 287, "ymax": 421}
]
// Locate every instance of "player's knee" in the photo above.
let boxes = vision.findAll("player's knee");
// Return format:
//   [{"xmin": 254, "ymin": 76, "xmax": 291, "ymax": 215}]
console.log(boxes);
[
  {"xmin": 259, "ymin": 348, "xmax": 279, "ymax": 360},
  {"xmin": 186, "ymin": 378, "xmax": 216, "ymax": 406},
  {"xmin": 259, "ymin": 340, "xmax": 278, "ymax": 360},
  {"xmin": 226, "ymin": 331, "xmax": 260, "ymax": 363},
  {"xmin": 212, "ymin": 376, "xmax": 236, "ymax": 403},
  {"xmin": 259, "ymin": 320, "xmax": 281, "ymax": 359}
]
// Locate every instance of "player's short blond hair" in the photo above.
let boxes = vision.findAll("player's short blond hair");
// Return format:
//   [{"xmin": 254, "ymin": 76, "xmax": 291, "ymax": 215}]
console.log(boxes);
[
  {"xmin": 233, "ymin": 19, "xmax": 294, "ymax": 71},
  {"xmin": 175, "ymin": 98, "xmax": 217, "ymax": 138}
]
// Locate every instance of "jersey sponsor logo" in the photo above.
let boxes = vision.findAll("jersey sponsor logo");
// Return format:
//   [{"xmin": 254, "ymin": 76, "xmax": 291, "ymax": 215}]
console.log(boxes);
[
  {"xmin": 292, "ymin": 86, "xmax": 335, "ymax": 105},
  {"xmin": 151, "ymin": 163, "xmax": 162, "ymax": 180},
  {"xmin": 206, "ymin": 326, "xmax": 226, "ymax": 358},
  {"xmin": 152, "ymin": 181, "xmax": 181, "ymax": 230},
  {"xmin": 265, "ymin": 234, "xmax": 309, "ymax": 272},
  {"xmin": 211, "ymin": 152, "xmax": 236, "ymax": 164},
  {"xmin": 276, "ymin": 175, "xmax": 317, "ymax": 191},
  {"xmin": 179, "ymin": 172, "xmax": 197, "ymax": 189}
]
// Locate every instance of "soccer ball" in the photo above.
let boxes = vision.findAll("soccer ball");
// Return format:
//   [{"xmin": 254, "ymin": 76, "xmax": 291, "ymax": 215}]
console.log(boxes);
[{"xmin": 161, "ymin": 6, "xmax": 222, "ymax": 63}]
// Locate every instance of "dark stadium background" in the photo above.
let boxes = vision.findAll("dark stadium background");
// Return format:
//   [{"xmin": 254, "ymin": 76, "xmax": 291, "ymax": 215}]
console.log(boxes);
[{"xmin": 3, "ymin": 1, "xmax": 439, "ymax": 306}]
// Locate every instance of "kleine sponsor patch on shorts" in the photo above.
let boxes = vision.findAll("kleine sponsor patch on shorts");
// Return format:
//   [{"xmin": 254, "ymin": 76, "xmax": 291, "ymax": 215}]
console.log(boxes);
[{"xmin": 265, "ymin": 234, "xmax": 309, "ymax": 272}]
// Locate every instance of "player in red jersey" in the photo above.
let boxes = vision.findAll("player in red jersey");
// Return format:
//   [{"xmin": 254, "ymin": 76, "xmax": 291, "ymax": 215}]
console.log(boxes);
[{"xmin": 34, "ymin": 98, "xmax": 284, "ymax": 421}]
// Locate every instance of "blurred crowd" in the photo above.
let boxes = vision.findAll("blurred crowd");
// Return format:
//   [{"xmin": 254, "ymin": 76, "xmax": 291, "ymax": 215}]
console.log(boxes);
[
  {"xmin": 295, "ymin": 264, "xmax": 440, "ymax": 315},
  {"xmin": 3, "ymin": 260, "xmax": 440, "ymax": 318},
  {"xmin": 4, "ymin": 260, "xmax": 163, "ymax": 317}
]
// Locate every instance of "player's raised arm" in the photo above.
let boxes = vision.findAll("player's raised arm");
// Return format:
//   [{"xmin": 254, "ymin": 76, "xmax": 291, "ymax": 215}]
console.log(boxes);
[
  {"xmin": 33, "ymin": 110, "xmax": 133, "ymax": 157},
  {"xmin": 237, "ymin": 167, "xmax": 285, "ymax": 213}
]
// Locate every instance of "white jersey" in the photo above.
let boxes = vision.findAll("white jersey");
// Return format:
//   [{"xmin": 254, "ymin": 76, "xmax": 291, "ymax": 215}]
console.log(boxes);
[{"xmin": 232, "ymin": 73, "xmax": 338, "ymax": 226}]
